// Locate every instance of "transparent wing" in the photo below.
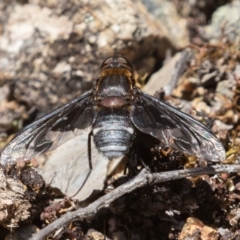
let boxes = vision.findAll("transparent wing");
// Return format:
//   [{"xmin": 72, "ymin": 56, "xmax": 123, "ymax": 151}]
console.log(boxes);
[
  {"xmin": 1, "ymin": 90, "xmax": 96, "ymax": 165},
  {"xmin": 130, "ymin": 89, "xmax": 225, "ymax": 162}
]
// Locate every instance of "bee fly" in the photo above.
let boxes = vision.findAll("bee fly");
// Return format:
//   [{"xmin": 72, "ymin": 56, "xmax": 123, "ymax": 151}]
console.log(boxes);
[{"xmin": 0, "ymin": 54, "xmax": 225, "ymax": 168}]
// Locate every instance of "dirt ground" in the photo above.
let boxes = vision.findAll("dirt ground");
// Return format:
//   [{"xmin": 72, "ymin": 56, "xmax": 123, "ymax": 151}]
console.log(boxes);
[{"xmin": 0, "ymin": 0, "xmax": 240, "ymax": 239}]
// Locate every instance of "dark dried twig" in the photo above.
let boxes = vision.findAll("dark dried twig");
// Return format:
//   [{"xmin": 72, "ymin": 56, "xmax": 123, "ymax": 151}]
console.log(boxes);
[
  {"xmin": 30, "ymin": 164, "xmax": 240, "ymax": 240},
  {"xmin": 164, "ymin": 50, "xmax": 192, "ymax": 95}
]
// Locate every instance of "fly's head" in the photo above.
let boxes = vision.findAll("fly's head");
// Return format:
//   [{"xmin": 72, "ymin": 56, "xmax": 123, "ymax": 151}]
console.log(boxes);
[
  {"xmin": 95, "ymin": 54, "xmax": 135, "ymax": 109},
  {"xmin": 100, "ymin": 54, "xmax": 133, "ymax": 77}
]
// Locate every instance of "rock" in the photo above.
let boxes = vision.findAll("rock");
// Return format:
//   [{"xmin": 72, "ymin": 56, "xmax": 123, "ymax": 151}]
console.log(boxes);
[
  {"xmin": 38, "ymin": 132, "xmax": 110, "ymax": 201},
  {"xmin": 0, "ymin": 168, "xmax": 31, "ymax": 229},
  {"xmin": 144, "ymin": 52, "xmax": 182, "ymax": 95},
  {"xmin": 0, "ymin": 0, "xmax": 189, "ymax": 113},
  {"xmin": 179, "ymin": 217, "xmax": 219, "ymax": 240},
  {"xmin": 85, "ymin": 228, "xmax": 105, "ymax": 240},
  {"xmin": 200, "ymin": 0, "xmax": 240, "ymax": 43}
]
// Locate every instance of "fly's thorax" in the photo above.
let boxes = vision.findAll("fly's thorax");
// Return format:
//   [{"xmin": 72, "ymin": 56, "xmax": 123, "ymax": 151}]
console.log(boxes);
[
  {"xmin": 95, "ymin": 74, "xmax": 134, "ymax": 108},
  {"xmin": 94, "ymin": 55, "xmax": 135, "ymax": 109},
  {"xmin": 93, "ymin": 109, "xmax": 135, "ymax": 160}
]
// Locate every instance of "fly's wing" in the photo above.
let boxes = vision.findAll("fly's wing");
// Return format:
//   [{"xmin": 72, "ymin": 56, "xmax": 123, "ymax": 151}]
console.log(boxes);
[
  {"xmin": 130, "ymin": 89, "xmax": 225, "ymax": 162},
  {"xmin": 0, "ymin": 90, "xmax": 96, "ymax": 165}
]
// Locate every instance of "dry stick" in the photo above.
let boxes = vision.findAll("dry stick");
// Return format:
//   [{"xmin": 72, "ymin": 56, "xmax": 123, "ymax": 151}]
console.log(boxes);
[
  {"xmin": 30, "ymin": 164, "xmax": 240, "ymax": 240},
  {"xmin": 164, "ymin": 50, "xmax": 192, "ymax": 96}
]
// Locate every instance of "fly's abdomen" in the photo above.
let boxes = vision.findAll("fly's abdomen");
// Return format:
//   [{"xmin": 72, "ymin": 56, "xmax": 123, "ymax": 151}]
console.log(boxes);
[{"xmin": 93, "ymin": 110, "xmax": 135, "ymax": 159}]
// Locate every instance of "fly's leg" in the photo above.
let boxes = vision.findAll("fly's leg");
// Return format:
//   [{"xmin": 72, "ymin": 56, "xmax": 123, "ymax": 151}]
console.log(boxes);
[
  {"xmin": 124, "ymin": 151, "xmax": 141, "ymax": 176},
  {"xmin": 125, "ymin": 145, "xmax": 151, "ymax": 177},
  {"xmin": 71, "ymin": 131, "xmax": 93, "ymax": 198},
  {"xmin": 88, "ymin": 130, "xmax": 93, "ymax": 170}
]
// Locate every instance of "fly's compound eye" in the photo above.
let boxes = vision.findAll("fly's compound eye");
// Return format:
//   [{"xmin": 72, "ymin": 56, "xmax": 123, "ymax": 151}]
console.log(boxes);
[
  {"xmin": 100, "ymin": 57, "xmax": 114, "ymax": 68},
  {"xmin": 101, "ymin": 55, "xmax": 133, "ymax": 73}
]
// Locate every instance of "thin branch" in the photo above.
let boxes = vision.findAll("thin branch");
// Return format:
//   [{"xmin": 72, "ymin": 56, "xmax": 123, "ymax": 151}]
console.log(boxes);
[
  {"xmin": 164, "ymin": 50, "xmax": 192, "ymax": 96},
  {"xmin": 30, "ymin": 164, "xmax": 240, "ymax": 240}
]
